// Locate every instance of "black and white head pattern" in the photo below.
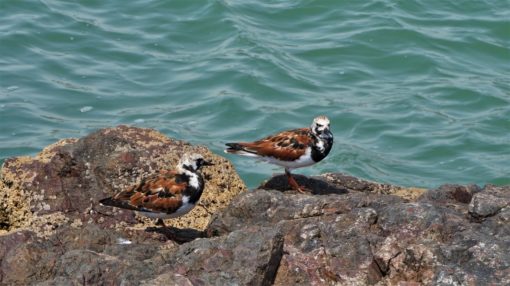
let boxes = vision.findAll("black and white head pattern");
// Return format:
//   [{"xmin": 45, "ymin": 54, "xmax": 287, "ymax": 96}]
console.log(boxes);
[
  {"xmin": 311, "ymin": 115, "xmax": 333, "ymax": 140},
  {"xmin": 178, "ymin": 153, "xmax": 211, "ymax": 172}
]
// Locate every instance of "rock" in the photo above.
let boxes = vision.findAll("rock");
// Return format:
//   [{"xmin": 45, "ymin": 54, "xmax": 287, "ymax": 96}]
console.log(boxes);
[
  {"xmin": 320, "ymin": 173, "xmax": 428, "ymax": 201},
  {"xmin": 1, "ymin": 221, "xmax": 283, "ymax": 285},
  {"xmin": 207, "ymin": 188, "xmax": 402, "ymax": 237},
  {"xmin": 155, "ymin": 226, "xmax": 283, "ymax": 285},
  {"xmin": 2, "ymin": 224, "xmax": 172, "ymax": 285},
  {"xmin": 209, "ymin": 178, "xmax": 510, "ymax": 285},
  {"xmin": 468, "ymin": 185, "xmax": 510, "ymax": 219},
  {"xmin": 208, "ymin": 189, "xmax": 402, "ymax": 285},
  {"xmin": 261, "ymin": 173, "xmax": 427, "ymax": 201},
  {"xmin": 421, "ymin": 184, "xmax": 481, "ymax": 204},
  {"xmin": 1, "ymin": 126, "xmax": 509, "ymax": 285},
  {"xmin": 0, "ymin": 125, "xmax": 247, "ymax": 234}
]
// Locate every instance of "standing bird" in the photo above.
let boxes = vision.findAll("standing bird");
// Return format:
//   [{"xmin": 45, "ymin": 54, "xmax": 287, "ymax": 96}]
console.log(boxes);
[
  {"xmin": 99, "ymin": 153, "xmax": 213, "ymax": 227},
  {"xmin": 225, "ymin": 115, "xmax": 333, "ymax": 193}
]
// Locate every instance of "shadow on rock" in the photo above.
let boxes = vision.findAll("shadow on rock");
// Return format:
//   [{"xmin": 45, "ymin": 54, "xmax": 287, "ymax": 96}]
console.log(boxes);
[
  {"xmin": 146, "ymin": 226, "xmax": 205, "ymax": 244},
  {"xmin": 260, "ymin": 174, "xmax": 349, "ymax": 195}
]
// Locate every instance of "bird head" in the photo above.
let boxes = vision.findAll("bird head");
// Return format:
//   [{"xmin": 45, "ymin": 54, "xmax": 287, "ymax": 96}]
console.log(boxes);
[
  {"xmin": 311, "ymin": 115, "xmax": 333, "ymax": 140},
  {"xmin": 179, "ymin": 153, "xmax": 214, "ymax": 172}
]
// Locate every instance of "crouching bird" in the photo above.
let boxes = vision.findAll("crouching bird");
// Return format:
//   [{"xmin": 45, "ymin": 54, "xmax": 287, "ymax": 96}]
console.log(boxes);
[
  {"xmin": 225, "ymin": 115, "xmax": 333, "ymax": 193},
  {"xmin": 99, "ymin": 153, "xmax": 213, "ymax": 227}
]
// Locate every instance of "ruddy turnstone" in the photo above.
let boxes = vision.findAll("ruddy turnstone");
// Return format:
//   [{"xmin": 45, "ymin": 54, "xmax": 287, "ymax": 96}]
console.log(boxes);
[
  {"xmin": 99, "ymin": 153, "xmax": 213, "ymax": 227},
  {"xmin": 225, "ymin": 115, "xmax": 333, "ymax": 193}
]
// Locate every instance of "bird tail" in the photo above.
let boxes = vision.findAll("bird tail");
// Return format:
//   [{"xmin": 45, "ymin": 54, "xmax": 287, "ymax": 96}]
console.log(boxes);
[
  {"xmin": 224, "ymin": 143, "xmax": 260, "ymax": 158},
  {"xmin": 99, "ymin": 197, "xmax": 116, "ymax": 207},
  {"xmin": 225, "ymin": 143, "xmax": 245, "ymax": 153},
  {"xmin": 99, "ymin": 196, "xmax": 140, "ymax": 211}
]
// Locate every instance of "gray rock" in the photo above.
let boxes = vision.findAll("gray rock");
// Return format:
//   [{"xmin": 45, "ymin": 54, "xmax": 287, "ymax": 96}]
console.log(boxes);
[
  {"xmin": 158, "ymin": 227, "xmax": 283, "ymax": 285},
  {"xmin": 420, "ymin": 184, "xmax": 481, "ymax": 205},
  {"xmin": 468, "ymin": 185, "xmax": 510, "ymax": 219},
  {"xmin": 208, "ymin": 181, "xmax": 510, "ymax": 285}
]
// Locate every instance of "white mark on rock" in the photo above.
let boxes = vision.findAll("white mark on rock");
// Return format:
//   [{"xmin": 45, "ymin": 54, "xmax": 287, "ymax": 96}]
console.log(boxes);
[
  {"xmin": 42, "ymin": 203, "xmax": 51, "ymax": 211},
  {"xmin": 117, "ymin": 238, "xmax": 132, "ymax": 245}
]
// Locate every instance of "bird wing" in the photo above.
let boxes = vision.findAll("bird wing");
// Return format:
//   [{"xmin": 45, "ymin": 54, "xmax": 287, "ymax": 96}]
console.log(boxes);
[
  {"xmin": 233, "ymin": 128, "xmax": 313, "ymax": 161},
  {"xmin": 106, "ymin": 170, "xmax": 188, "ymax": 213}
]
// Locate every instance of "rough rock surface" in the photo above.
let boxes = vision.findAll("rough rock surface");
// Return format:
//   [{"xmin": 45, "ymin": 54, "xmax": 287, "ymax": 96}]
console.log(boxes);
[
  {"xmin": 1, "ymin": 127, "xmax": 509, "ymax": 285},
  {"xmin": 0, "ymin": 125, "xmax": 247, "ymax": 234},
  {"xmin": 209, "ymin": 177, "xmax": 510, "ymax": 285}
]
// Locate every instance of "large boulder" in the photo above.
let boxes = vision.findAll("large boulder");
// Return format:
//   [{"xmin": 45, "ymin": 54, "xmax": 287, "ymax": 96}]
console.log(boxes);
[
  {"xmin": 0, "ymin": 125, "xmax": 247, "ymax": 235},
  {"xmin": 209, "ymin": 176, "xmax": 510, "ymax": 285}
]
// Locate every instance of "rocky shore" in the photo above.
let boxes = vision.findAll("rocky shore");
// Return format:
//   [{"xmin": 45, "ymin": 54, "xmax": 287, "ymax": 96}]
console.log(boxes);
[{"xmin": 1, "ymin": 126, "xmax": 508, "ymax": 285}]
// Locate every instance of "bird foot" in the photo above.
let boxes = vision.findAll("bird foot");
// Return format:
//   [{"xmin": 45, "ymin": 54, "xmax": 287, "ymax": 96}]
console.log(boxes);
[{"xmin": 286, "ymin": 172, "xmax": 311, "ymax": 194}]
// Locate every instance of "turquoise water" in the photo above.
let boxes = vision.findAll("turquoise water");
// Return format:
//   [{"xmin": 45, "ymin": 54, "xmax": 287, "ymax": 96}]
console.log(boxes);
[{"xmin": 1, "ymin": 0, "xmax": 509, "ymax": 189}]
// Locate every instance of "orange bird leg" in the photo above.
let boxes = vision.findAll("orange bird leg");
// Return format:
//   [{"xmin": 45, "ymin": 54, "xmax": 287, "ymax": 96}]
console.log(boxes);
[{"xmin": 285, "ymin": 168, "xmax": 306, "ymax": 193}]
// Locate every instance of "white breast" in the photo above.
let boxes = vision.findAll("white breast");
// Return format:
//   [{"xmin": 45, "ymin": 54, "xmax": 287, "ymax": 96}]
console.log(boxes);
[
  {"xmin": 138, "ymin": 196, "xmax": 196, "ymax": 219},
  {"xmin": 315, "ymin": 139, "xmax": 325, "ymax": 152},
  {"xmin": 183, "ymin": 170, "xmax": 200, "ymax": 189},
  {"xmin": 263, "ymin": 147, "xmax": 316, "ymax": 169}
]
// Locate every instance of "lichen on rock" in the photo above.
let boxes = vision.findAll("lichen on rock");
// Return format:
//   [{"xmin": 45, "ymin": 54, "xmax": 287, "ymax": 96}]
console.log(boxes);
[{"xmin": 0, "ymin": 125, "xmax": 247, "ymax": 235}]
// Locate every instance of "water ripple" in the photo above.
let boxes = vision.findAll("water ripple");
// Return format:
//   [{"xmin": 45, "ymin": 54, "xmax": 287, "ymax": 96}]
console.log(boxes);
[{"xmin": 0, "ymin": 0, "xmax": 508, "ymax": 188}]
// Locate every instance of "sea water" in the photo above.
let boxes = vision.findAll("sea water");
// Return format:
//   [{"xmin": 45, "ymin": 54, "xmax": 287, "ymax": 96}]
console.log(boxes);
[{"xmin": 1, "ymin": 0, "xmax": 508, "ymax": 189}]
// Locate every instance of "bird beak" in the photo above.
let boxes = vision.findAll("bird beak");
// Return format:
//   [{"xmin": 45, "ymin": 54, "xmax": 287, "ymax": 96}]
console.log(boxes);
[
  {"xmin": 322, "ymin": 129, "xmax": 333, "ymax": 139},
  {"xmin": 202, "ymin": 160, "xmax": 214, "ymax": 166}
]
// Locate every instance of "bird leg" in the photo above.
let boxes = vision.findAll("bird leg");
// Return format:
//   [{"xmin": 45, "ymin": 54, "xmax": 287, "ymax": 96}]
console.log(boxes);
[
  {"xmin": 154, "ymin": 219, "xmax": 181, "ymax": 241},
  {"xmin": 156, "ymin": 218, "xmax": 167, "ymax": 228},
  {"xmin": 285, "ymin": 168, "xmax": 306, "ymax": 193}
]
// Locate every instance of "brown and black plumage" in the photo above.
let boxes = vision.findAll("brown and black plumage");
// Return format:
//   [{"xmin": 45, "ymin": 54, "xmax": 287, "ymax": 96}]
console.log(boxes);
[
  {"xmin": 225, "ymin": 115, "xmax": 333, "ymax": 192},
  {"xmin": 99, "ymin": 153, "xmax": 213, "ymax": 226}
]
